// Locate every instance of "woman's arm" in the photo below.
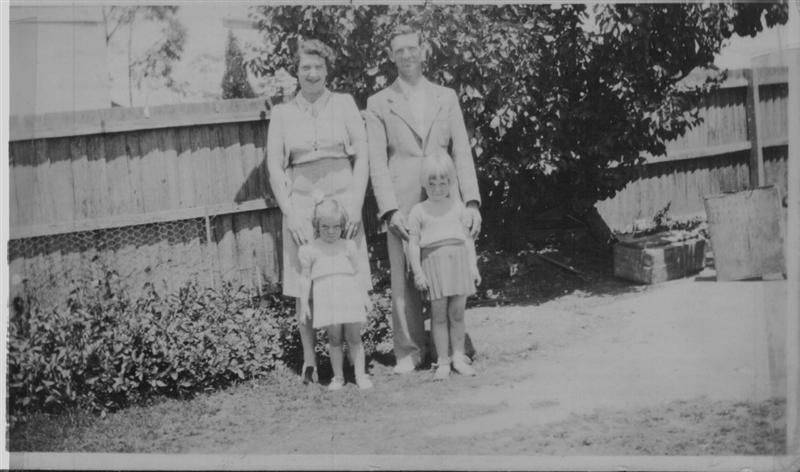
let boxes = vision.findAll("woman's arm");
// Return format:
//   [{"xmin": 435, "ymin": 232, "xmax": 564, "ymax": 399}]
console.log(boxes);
[
  {"xmin": 267, "ymin": 106, "xmax": 309, "ymax": 245},
  {"xmin": 266, "ymin": 106, "xmax": 292, "ymax": 215},
  {"xmin": 343, "ymin": 95, "xmax": 368, "ymax": 237}
]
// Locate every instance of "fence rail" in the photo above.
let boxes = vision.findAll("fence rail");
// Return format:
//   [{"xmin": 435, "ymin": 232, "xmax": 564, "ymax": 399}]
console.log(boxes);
[
  {"xmin": 597, "ymin": 66, "xmax": 789, "ymax": 232},
  {"xmin": 7, "ymin": 67, "xmax": 790, "ymax": 299}
]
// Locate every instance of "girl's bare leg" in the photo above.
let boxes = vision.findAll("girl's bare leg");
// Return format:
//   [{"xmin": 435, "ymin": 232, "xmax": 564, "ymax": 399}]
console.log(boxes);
[
  {"xmin": 430, "ymin": 298, "xmax": 452, "ymax": 380},
  {"xmin": 345, "ymin": 322, "xmax": 373, "ymax": 389},
  {"xmin": 297, "ymin": 298, "xmax": 317, "ymax": 382},
  {"xmin": 326, "ymin": 324, "xmax": 345, "ymax": 387},
  {"xmin": 448, "ymin": 295, "xmax": 476, "ymax": 375},
  {"xmin": 430, "ymin": 298, "xmax": 450, "ymax": 364},
  {"xmin": 344, "ymin": 322, "xmax": 366, "ymax": 376},
  {"xmin": 447, "ymin": 295, "xmax": 467, "ymax": 359}
]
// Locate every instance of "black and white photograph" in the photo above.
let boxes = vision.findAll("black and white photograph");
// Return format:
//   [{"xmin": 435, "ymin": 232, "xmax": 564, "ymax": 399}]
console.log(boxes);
[{"xmin": 2, "ymin": 1, "xmax": 799, "ymax": 470}]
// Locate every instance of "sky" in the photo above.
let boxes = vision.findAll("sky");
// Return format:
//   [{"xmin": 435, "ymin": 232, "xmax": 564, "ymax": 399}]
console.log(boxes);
[{"xmin": 90, "ymin": 2, "xmax": 800, "ymax": 107}]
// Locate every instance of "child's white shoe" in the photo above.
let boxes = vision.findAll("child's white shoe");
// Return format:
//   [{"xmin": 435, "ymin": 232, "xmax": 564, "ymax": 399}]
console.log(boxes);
[
  {"xmin": 328, "ymin": 376, "xmax": 345, "ymax": 391},
  {"xmin": 452, "ymin": 357, "xmax": 476, "ymax": 376},
  {"xmin": 393, "ymin": 356, "xmax": 416, "ymax": 374},
  {"xmin": 433, "ymin": 363, "xmax": 451, "ymax": 381},
  {"xmin": 356, "ymin": 374, "xmax": 373, "ymax": 390}
]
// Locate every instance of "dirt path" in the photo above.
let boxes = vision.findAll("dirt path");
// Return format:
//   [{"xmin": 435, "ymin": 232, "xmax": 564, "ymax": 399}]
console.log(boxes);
[
  {"xmin": 224, "ymin": 270, "xmax": 785, "ymax": 455},
  {"xmin": 428, "ymin": 272, "xmax": 787, "ymax": 438}
]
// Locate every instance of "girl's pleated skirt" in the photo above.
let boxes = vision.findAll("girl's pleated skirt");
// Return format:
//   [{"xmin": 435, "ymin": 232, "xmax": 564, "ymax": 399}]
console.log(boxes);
[{"xmin": 420, "ymin": 242, "xmax": 475, "ymax": 300}]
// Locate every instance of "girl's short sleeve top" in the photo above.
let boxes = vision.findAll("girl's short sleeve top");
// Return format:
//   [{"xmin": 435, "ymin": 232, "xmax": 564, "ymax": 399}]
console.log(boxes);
[
  {"xmin": 298, "ymin": 239, "xmax": 359, "ymax": 280},
  {"xmin": 407, "ymin": 199, "xmax": 470, "ymax": 248}
]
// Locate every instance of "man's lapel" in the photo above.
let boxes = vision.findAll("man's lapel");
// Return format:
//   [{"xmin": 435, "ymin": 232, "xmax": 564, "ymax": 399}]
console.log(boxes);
[
  {"xmin": 387, "ymin": 79, "xmax": 423, "ymax": 139},
  {"xmin": 420, "ymin": 82, "xmax": 445, "ymax": 146}
]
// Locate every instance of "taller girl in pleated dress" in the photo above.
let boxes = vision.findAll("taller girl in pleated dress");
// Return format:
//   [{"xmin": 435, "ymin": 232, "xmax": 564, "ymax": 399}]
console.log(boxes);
[
  {"xmin": 297, "ymin": 197, "xmax": 373, "ymax": 391},
  {"xmin": 407, "ymin": 153, "xmax": 482, "ymax": 380}
]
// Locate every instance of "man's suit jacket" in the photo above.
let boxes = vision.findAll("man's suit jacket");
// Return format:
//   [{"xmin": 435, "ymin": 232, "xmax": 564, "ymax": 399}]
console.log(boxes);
[{"xmin": 365, "ymin": 78, "xmax": 481, "ymax": 220}]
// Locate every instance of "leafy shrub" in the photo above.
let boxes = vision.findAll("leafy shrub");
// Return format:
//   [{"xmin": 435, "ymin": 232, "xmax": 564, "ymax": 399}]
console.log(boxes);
[{"xmin": 7, "ymin": 272, "xmax": 392, "ymax": 425}]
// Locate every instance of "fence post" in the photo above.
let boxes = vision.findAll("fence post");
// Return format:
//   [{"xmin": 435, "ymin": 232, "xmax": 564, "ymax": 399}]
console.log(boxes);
[
  {"xmin": 744, "ymin": 68, "xmax": 766, "ymax": 188},
  {"xmin": 203, "ymin": 206, "xmax": 218, "ymax": 289},
  {"xmin": 786, "ymin": 46, "xmax": 800, "ymax": 455}
]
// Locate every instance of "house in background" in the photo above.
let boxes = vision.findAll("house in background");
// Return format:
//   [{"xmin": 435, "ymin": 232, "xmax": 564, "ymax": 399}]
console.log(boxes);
[{"xmin": 9, "ymin": 5, "xmax": 110, "ymax": 116}]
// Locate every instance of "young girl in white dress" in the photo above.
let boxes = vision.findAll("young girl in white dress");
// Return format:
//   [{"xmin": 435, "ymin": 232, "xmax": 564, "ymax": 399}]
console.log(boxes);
[
  {"xmin": 407, "ymin": 154, "xmax": 482, "ymax": 380},
  {"xmin": 298, "ymin": 196, "xmax": 373, "ymax": 390}
]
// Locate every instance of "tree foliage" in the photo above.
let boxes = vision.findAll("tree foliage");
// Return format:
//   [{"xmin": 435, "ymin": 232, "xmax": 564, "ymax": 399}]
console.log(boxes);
[
  {"xmin": 246, "ymin": 3, "xmax": 787, "ymax": 246},
  {"xmin": 102, "ymin": 6, "xmax": 187, "ymax": 106},
  {"xmin": 222, "ymin": 30, "xmax": 256, "ymax": 99}
]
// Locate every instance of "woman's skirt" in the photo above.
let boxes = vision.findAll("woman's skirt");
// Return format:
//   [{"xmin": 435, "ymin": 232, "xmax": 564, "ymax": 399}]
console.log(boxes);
[
  {"xmin": 420, "ymin": 242, "xmax": 475, "ymax": 300},
  {"xmin": 281, "ymin": 157, "xmax": 372, "ymax": 299}
]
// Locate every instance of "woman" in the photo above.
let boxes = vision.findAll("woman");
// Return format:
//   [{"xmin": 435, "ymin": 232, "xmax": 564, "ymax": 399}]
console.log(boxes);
[{"xmin": 266, "ymin": 39, "xmax": 371, "ymax": 384}]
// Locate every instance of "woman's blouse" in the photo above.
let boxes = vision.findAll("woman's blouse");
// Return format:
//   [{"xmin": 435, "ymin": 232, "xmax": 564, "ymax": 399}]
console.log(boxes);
[
  {"xmin": 266, "ymin": 89, "xmax": 366, "ymax": 169},
  {"xmin": 298, "ymin": 239, "xmax": 359, "ymax": 280},
  {"xmin": 407, "ymin": 199, "xmax": 470, "ymax": 248}
]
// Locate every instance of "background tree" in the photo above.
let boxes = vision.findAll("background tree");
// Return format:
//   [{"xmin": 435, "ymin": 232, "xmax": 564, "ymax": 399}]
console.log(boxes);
[
  {"xmin": 102, "ymin": 6, "xmax": 187, "ymax": 106},
  {"xmin": 222, "ymin": 30, "xmax": 256, "ymax": 99},
  {"xmin": 246, "ymin": 3, "xmax": 788, "ymax": 248}
]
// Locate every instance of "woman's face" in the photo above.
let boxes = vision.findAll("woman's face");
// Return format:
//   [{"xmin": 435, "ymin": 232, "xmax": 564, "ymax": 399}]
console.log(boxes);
[
  {"xmin": 317, "ymin": 214, "xmax": 343, "ymax": 243},
  {"xmin": 297, "ymin": 53, "xmax": 327, "ymax": 97}
]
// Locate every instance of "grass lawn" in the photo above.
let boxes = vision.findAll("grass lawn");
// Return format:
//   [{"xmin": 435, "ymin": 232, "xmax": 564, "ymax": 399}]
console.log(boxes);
[{"xmin": 8, "ymin": 241, "xmax": 788, "ymax": 455}]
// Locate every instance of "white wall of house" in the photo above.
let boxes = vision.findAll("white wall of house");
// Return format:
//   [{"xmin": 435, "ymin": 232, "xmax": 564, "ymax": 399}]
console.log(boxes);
[{"xmin": 9, "ymin": 5, "xmax": 109, "ymax": 116}]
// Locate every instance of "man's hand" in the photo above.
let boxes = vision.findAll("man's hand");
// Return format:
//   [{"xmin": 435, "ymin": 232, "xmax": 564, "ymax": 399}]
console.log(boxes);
[
  {"xmin": 413, "ymin": 271, "xmax": 429, "ymax": 292},
  {"xmin": 285, "ymin": 211, "xmax": 310, "ymax": 246},
  {"xmin": 387, "ymin": 210, "xmax": 410, "ymax": 241},
  {"xmin": 465, "ymin": 201, "xmax": 482, "ymax": 238}
]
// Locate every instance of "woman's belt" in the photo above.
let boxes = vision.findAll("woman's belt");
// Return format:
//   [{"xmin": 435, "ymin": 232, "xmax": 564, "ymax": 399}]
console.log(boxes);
[{"xmin": 291, "ymin": 186, "xmax": 349, "ymax": 197}]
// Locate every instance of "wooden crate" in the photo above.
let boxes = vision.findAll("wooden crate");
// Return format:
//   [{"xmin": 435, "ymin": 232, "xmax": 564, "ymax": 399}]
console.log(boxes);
[{"xmin": 614, "ymin": 232, "xmax": 706, "ymax": 284}]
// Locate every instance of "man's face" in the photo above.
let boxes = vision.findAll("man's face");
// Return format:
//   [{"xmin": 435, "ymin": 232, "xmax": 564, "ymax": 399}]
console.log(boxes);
[{"xmin": 389, "ymin": 33, "xmax": 424, "ymax": 80}]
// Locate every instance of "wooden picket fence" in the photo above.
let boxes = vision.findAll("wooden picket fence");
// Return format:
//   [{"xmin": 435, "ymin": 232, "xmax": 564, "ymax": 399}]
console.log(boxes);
[
  {"xmin": 9, "ymin": 99, "xmax": 293, "ymax": 301},
  {"xmin": 596, "ymin": 67, "xmax": 789, "ymax": 232},
  {"xmin": 6, "ymin": 67, "xmax": 789, "ymax": 300}
]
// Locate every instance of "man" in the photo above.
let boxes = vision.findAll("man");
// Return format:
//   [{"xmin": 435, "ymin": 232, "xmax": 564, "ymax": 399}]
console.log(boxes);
[{"xmin": 365, "ymin": 25, "xmax": 482, "ymax": 373}]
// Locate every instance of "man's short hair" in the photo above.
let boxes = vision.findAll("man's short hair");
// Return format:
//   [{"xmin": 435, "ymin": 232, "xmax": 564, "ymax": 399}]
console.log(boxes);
[{"xmin": 387, "ymin": 24, "xmax": 422, "ymax": 49}]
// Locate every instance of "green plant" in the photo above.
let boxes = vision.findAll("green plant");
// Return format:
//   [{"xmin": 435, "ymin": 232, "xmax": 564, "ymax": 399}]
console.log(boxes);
[
  {"xmin": 246, "ymin": 3, "xmax": 788, "ymax": 248},
  {"xmin": 222, "ymin": 29, "xmax": 256, "ymax": 99},
  {"xmin": 8, "ymin": 269, "xmax": 392, "ymax": 426}
]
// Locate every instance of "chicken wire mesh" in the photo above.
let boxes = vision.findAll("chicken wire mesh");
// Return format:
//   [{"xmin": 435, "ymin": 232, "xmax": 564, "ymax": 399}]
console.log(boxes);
[{"xmin": 8, "ymin": 216, "xmax": 219, "ymax": 308}]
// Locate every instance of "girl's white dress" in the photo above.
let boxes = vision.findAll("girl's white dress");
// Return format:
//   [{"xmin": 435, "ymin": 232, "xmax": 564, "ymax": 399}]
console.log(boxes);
[{"xmin": 298, "ymin": 239, "xmax": 369, "ymax": 329}]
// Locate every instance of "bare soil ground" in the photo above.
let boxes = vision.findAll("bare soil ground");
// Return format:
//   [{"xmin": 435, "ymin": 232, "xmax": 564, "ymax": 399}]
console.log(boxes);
[{"xmin": 10, "ymin": 246, "xmax": 787, "ymax": 455}]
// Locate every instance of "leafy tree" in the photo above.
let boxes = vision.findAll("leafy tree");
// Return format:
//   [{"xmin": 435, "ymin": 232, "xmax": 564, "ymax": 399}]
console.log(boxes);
[
  {"xmin": 222, "ymin": 30, "xmax": 256, "ymax": 99},
  {"xmin": 246, "ymin": 3, "xmax": 788, "ymax": 248},
  {"xmin": 102, "ymin": 6, "xmax": 187, "ymax": 106}
]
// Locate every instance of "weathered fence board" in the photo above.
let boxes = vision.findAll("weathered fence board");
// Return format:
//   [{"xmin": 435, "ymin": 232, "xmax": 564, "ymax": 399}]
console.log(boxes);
[
  {"xmin": 598, "ymin": 67, "xmax": 788, "ymax": 232},
  {"xmin": 7, "ymin": 68, "xmax": 790, "ymax": 298},
  {"xmin": 704, "ymin": 186, "xmax": 785, "ymax": 280}
]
